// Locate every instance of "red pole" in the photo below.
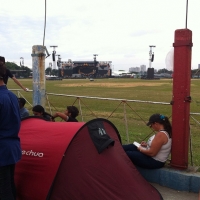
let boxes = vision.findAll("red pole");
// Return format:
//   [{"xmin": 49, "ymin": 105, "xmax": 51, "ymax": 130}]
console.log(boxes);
[{"xmin": 171, "ymin": 29, "xmax": 192, "ymax": 169}]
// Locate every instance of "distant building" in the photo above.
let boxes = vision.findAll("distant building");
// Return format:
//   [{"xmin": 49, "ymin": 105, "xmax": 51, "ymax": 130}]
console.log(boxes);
[
  {"xmin": 198, "ymin": 64, "xmax": 200, "ymax": 69},
  {"xmin": 129, "ymin": 65, "xmax": 146, "ymax": 73},
  {"xmin": 129, "ymin": 67, "xmax": 133, "ymax": 72},
  {"xmin": 140, "ymin": 65, "xmax": 146, "ymax": 72},
  {"xmin": 129, "ymin": 67, "xmax": 140, "ymax": 73}
]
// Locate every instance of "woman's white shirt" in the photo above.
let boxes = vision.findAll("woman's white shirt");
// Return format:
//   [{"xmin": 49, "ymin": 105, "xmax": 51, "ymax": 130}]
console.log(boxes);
[{"xmin": 147, "ymin": 131, "xmax": 172, "ymax": 162}]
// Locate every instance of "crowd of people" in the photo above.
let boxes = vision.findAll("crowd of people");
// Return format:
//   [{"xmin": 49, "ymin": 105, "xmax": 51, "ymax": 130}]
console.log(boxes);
[
  {"xmin": 0, "ymin": 57, "xmax": 80, "ymax": 199},
  {"xmin": 0, "ymin": 55, "xmax": 79, "ymax": 122},
  {"xmin": 0, "ymin": 55, "xmax": 172, "ymax": 199},
  {"xmin": 31, "ymin": 105, "xmax": 79, "ymax": 122},
  {"xmin": 18, "ymin": 98, "xmax": 79, "ymax": 122}
]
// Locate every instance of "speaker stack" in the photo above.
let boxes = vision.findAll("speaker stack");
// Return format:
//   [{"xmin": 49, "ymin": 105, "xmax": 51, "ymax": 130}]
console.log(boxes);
[{"xmin": 147, "ymin": 68, "xmax": 154, "ymax": 79}]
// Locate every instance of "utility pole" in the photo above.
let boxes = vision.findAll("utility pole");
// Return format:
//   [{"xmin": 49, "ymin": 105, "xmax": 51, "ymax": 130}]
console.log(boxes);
[
  {"xmin": 31, "ymin": 45, "xmax": 46, "ymax": 107},
  {"xmin": 170, "ymin": 0, "xmax": 192, "ymax": 169}
]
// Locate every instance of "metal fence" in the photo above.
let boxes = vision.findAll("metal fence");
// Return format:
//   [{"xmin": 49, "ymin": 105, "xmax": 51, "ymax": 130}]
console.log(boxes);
[{"xmin": 11, "ymin": 88, "xmax": 200, "ymax": 167}]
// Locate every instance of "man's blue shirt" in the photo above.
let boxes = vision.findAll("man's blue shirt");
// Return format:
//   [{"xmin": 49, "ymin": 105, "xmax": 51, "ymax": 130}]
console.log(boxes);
[
  {"xmin": 0, "ymin": 85, "xmax": 22, "ymax": 166},
  {"xmin": 20, "ymin": 107, "xmax": 29, "ymax": 119}
]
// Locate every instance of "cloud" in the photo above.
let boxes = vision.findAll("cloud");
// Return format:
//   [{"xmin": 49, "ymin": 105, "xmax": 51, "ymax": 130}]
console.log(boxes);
[{"xmin": 0, "ymin": 0, "xmax": 200, "ymax": 70}]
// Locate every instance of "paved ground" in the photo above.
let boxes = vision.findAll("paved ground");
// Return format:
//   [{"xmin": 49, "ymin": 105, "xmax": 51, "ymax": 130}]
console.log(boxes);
[{"xmin": 151, "ymin": 183, "xmax": 199, "ymax": 200}]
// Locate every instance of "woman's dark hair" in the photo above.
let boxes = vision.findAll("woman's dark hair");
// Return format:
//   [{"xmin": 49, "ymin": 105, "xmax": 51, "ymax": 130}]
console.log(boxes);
[
  {"xmin": 67, "ymin": 106, "xmax": 79, "ymax": 118},
  {"xmin": 32, "ymin": 105, "xmax": 45, "ymax": 114},
  {"xmin": 32, "ymin": 105, "xmax": 53, "ymax": 119},
  {"xmin": 147, "ymin": 113, "xmax": 172, "ymax": 137},
  {"xmin": 161, "ymin": 116, "xmax": 172, "ymax": 138}
]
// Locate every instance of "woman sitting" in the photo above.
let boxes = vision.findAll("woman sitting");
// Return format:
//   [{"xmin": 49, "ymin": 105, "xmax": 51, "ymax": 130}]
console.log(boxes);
[
  {"xmin": 123, "ymin": 113, "xmax": 172, "ymax": 169},
  {"xmin": 32, "ymin": 105, "xmax": 53, "ymax": 121}
]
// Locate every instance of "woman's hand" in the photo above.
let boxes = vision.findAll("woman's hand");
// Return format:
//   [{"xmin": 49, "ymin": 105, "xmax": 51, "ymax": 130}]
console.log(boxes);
[
  {"xmin": 137, "ymin": 146, "xmax": 146, "ymax": 153},
  {"xmin": 140, "ymin": 141, "xmax": 147, "ymax": 147}
]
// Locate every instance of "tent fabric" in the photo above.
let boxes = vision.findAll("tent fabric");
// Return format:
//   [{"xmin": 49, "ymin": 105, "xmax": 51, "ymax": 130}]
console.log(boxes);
[
  {"xmin": 15, "ymin": 117, "xmax": 84, "ymax": 200},
  {"xmin": 15, "ymin": 117, "xmax": 163, "ymax": 200},
  {"xmin": 48, "ymin": 118, "xmax": 162, "ymax": 200},
  {"xmin": 87, "ymin": 119, "xmax": 115, "ymax": 153}
]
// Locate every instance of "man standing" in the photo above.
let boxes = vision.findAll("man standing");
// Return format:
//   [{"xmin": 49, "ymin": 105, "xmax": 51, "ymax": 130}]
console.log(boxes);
[
  {"xmin": 0, "ymin": 61, "xmax": 22, "ymax": 199},
  {"xmin": 0, "ymin": 56, "xmax": 27, "ymax": 91}
]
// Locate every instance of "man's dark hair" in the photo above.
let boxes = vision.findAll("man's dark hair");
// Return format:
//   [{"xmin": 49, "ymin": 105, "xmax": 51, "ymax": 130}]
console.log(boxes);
[
  {"xmin": 0, "ymin": 56, "xmax": 5, "ymax": 64},
  {"xmin": 0, "ymin": 62, "xmax": 6, "ymax": 79},
  {"xmin": 32, "ymin": 105, "xmax": 45, "ymax": 113},
  {"xmin": 18, "ymin": 98, "xmax": 26, "ymax": 107},
  {"xmin": 32, "ymin": 105, "xmax": 53, "ymax": 118},
  {"xmin": 67, "ymin": 106, "xmax": 79, "ymax": 118}
]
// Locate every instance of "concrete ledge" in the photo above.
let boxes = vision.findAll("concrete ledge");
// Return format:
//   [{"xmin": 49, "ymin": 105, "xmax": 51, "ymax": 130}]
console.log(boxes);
[{"xmin": 137, "ymin": 166, "xmax": 200, "ymax": 193}]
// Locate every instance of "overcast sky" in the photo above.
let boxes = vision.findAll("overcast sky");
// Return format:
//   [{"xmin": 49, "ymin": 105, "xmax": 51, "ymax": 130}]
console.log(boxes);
[{"xmin": 0, "ymin": 0, "xmax": 200, "ymax": 71}]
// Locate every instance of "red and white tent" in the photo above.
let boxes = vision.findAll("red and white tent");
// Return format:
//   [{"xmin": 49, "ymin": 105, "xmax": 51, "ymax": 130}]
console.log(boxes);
[{"xmin": 15, "ymin": 117, "xmax": 162, "ymax": 200}]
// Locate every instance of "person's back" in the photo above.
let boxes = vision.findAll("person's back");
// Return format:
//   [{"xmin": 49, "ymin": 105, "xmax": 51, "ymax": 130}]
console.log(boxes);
[
  {"xmin": 67, "ymin": 116, "xmax": 78, "ymax": 122},
  {"xmin": 18, "ymin": 97, "xmax": 29, "ymax": 119},
  {"xmin": 0, "ymin": 86, "xmax": 21, "ymax": 162}
]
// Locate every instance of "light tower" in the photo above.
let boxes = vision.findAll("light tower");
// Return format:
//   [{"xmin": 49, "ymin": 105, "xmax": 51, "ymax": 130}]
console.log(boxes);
[
  {"xmin": 149, "ymin": 45, "xmax": 156, "ymax": 68},
  {"xmin": 56, "ymin": 55, "xmax": 61, "ymax": 68},
  {"xmin": 20, "ymin": 57, "xmax": 24, "ymax": 67},
  {"xmin": 93, "ymin": 54, "xmax": 98, "ymax": 78},
  {"xmin": 93, "ymin": 54, "xmax": 98, "ymax": 63},
  {"xmin": 56, "ymin": 55, "xmax": 63, "ymax": 77},
  {"xmin": 147, "ymin": 45, "xmax": 156, "ymax": 79},
  {"xmin": 50, "ymin": 45, "xmax": 58, "ymax": 69}
]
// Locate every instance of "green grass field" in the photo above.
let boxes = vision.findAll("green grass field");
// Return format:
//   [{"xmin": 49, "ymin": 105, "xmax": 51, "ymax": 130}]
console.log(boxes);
[{"xmin": 8, "ymin": 78, "xmax": 200, "ymax": 167}]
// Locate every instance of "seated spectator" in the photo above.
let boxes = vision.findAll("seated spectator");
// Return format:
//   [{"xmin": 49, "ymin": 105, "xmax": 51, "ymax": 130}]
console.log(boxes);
[
  {"xmin": 18, "ymin": 98, "xmax": 29, "ymax": 119},
  {"xmin": 122, "ymin": 113, "xmax": 172, "ymax": 169},
  {"xmin": 52, "ymin": 106, "xmax": 79, "ymax": 122},
  {"xmin": 32, "ymin": 105, "xmax": 53, "ymax": 121}
]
